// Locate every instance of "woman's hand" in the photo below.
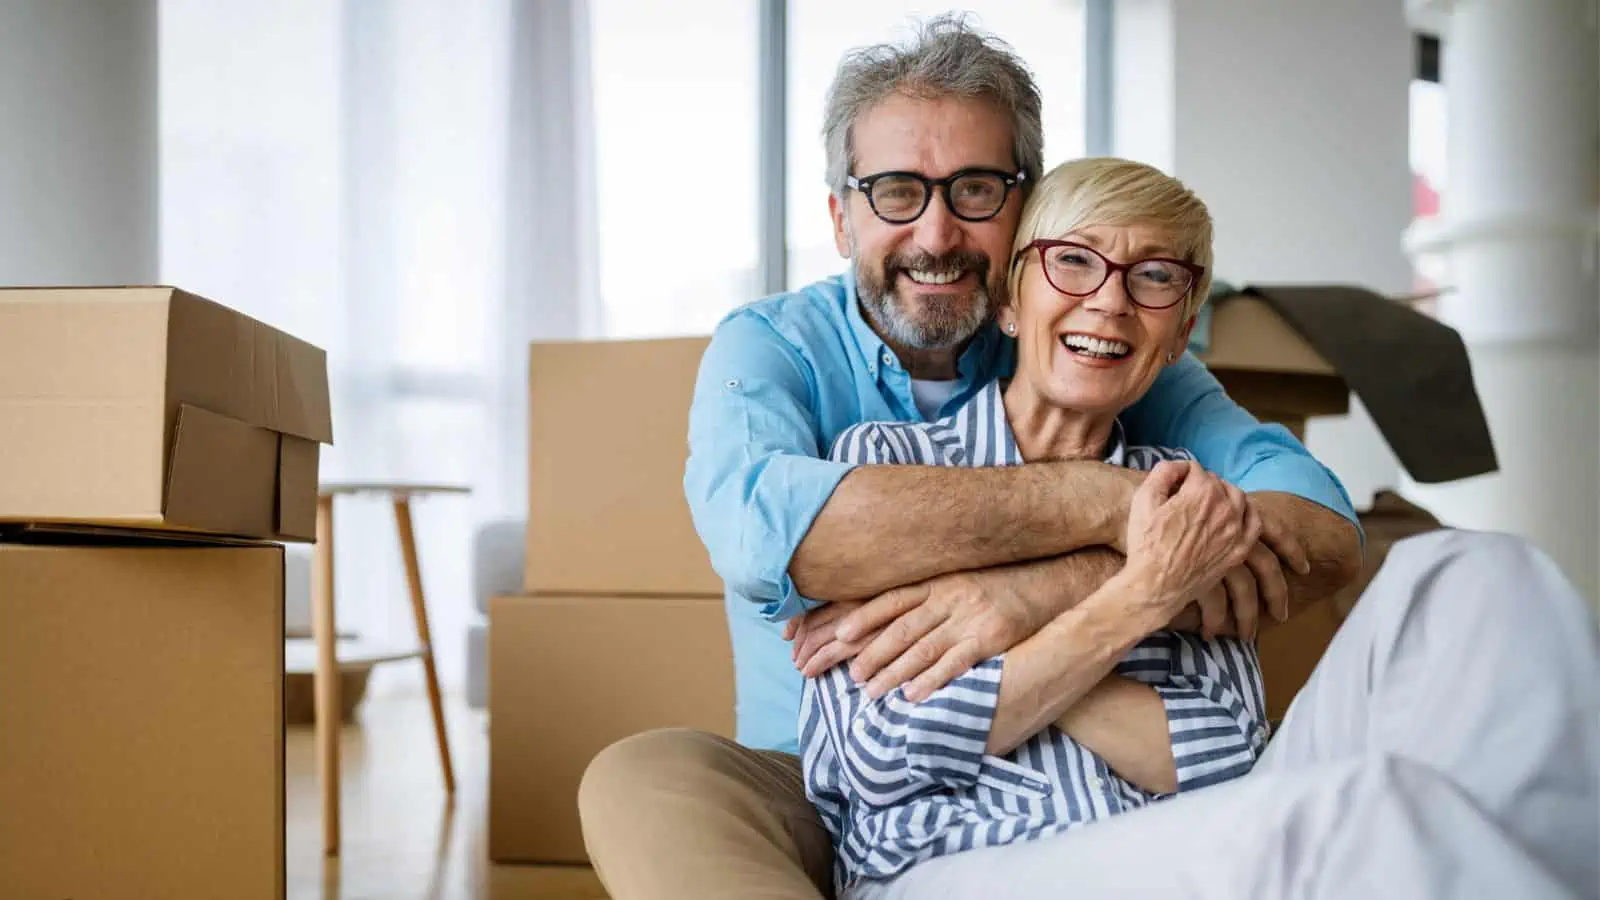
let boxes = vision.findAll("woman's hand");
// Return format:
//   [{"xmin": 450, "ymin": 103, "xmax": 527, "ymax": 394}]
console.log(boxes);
[{"xmin": 1122, "ymin": 460, "xmax": 1261, "ymax": 621}]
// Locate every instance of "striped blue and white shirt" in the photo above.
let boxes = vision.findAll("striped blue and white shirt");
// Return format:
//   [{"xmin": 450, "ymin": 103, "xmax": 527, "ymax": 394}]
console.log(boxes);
[{"xmin": 799, "ymin": 378, "xmax": 1269, "ymax": 895}]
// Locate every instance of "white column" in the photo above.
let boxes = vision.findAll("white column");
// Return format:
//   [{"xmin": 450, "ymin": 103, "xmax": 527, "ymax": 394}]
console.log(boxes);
[
  {"xmin": 1403, "ymin": 0, "xmax": 1600, "ymax": 602},
  {"xmin": 0, "ymin": 1, "xmax": 159, "ymax": 284},
  {"xmin": 1113, "ymin": 0, "xmax": 1415, "ymax": 509}
]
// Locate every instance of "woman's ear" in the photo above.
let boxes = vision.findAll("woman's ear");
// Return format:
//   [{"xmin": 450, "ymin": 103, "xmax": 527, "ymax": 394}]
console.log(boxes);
[
  {"xmin": 997, "ymin": 304, "xmax": 1018, "ymax": 336},
  {"xmin": 1170, "ymin": 313, "xmax": 1198, "ymax": 363}
]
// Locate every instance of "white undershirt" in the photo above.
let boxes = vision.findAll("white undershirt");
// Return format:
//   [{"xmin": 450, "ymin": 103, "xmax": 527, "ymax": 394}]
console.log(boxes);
[{"xmin": 910, "ymin": 377, "xmax": 960, "ymax": 421}]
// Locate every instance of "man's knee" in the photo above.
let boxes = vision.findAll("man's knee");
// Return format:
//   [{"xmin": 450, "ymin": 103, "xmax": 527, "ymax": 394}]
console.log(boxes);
[{"xmin": 579, "ymin": 727, "xmax": 731, "ymax": 826}]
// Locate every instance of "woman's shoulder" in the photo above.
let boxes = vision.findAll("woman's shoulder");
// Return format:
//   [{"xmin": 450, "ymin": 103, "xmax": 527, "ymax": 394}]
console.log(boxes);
[{"xmin": 829, "ymin": 419, "xmax": 940, "ymax": 465}]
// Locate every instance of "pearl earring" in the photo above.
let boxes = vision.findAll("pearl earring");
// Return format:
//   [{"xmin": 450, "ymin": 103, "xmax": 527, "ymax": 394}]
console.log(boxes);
[
  {"xmin": 1166, "ymin": 352, "xmax": 1176, "ymax": 363},
  {"xmin": 1006, "ymin": 323, "xmax": 1017, "ymax": 335}
]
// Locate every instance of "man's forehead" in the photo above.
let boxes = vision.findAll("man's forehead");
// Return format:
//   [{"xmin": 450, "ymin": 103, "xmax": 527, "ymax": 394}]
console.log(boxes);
[{"xmin": 850, "ymin": 93, "xmax": 1014, "ymax": 175}]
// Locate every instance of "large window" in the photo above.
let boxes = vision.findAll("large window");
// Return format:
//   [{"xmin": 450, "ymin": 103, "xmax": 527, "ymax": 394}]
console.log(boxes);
[
  {"xmin": 589, "ymin": 0, "xmax": 760, "ymax": 338},
  {"xmin": 786, "ymin": 3, "xmax": 1088, "ymax": 288}
]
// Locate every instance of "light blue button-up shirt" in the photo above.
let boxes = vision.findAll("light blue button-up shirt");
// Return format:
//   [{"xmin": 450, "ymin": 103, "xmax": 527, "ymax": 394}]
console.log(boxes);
[{"xmin": 684, "ymin": 272, "xmax": 1356, "ymax": 753}]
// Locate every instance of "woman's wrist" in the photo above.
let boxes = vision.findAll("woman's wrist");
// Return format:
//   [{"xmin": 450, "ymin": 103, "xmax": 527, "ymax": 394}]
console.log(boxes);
[{"xmin": 1045, "ymin": 568, "xmax": 1171, "ymax": 658}]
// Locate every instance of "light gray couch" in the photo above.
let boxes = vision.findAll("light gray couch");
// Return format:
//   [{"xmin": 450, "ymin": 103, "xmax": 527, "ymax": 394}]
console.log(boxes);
[{"xmin": 467, "ymin": 518, "xmax": 527, "ymax": 709}]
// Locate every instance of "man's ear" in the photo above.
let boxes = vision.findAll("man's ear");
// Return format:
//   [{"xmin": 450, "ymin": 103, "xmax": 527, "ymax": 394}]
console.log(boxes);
[{"xmin": 829, "ymin": 193, "xmax": 851, "ymax": 259}]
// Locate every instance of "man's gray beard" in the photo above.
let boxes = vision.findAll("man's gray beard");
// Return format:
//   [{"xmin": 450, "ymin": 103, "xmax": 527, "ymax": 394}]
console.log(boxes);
[{"xmin": 852, "ymin": 254, "xmax": 994, "ymax": 351}]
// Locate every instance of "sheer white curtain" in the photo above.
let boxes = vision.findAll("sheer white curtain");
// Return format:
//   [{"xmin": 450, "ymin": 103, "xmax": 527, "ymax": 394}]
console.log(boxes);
[{"xmin": 159, "ymin": 0, "xmax": 596, "ymax": 692}]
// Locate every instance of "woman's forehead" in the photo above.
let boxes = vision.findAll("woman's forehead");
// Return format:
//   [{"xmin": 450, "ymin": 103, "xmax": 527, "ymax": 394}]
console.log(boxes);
[{"xmin": 1064, "ymin": 222, "xmax": 1182, "ymax": 257}]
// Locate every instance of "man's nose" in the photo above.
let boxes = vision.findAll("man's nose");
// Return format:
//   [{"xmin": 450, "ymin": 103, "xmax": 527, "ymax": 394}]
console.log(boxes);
[{"xmin": 909, "ymin": 189, "xmax": 963, "ymax": 257}]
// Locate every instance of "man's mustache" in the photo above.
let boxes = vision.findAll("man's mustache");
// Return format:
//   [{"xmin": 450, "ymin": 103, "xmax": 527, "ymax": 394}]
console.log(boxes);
[{"xmin": 883, "ymin": 250, "xmax": 991, "ymax": 280}]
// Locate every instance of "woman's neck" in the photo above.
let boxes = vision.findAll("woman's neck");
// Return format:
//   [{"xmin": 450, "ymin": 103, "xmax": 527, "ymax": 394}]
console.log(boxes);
[{"xmin": 1002, "ymin": 379, "xmax": 1118, "ymax": 463}]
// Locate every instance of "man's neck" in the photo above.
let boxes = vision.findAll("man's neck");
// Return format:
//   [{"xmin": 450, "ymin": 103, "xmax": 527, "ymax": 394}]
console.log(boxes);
[{"xmin": 892, "ymin": 342, "xmax": 965, "ymax": 380}]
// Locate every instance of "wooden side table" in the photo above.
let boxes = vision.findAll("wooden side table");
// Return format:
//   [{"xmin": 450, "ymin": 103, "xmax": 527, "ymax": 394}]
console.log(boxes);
[{"xmin": 311, "ymin": 481, "xmax": 469, "ymax": 855}]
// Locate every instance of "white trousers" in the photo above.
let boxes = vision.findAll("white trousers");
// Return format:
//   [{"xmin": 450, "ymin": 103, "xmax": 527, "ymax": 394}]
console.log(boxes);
[{"xmin": 852, "ymin": 531, "xmax": 1600, "ymax": 900}]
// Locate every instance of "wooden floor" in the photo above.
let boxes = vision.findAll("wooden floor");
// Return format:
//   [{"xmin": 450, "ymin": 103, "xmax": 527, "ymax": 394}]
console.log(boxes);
[{"xmin": 288, "ymin": 686, "xmax": 608, "ymax": 900}]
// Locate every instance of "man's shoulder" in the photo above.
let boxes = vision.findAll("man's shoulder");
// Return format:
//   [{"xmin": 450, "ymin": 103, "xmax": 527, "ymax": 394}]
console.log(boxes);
[
  {"xmin": 721, "ymin": 274, "xmax": 850, "ymax": 326},
  {"xmin": 715, "ymin": 275, "xmax": 853, "ymax": 353}
]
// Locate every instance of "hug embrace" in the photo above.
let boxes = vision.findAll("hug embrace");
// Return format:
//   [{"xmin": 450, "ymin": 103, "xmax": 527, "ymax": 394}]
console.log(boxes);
[{"xmin": 581, "ymin": 16, "xmax": 1600, "ymax": 900}]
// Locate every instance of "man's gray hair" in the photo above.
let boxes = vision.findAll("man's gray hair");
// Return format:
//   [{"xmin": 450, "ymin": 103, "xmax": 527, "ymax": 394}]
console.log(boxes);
[{"xmin": 822, "ymin": 14, "xmax": 1044, "ymax": 199}]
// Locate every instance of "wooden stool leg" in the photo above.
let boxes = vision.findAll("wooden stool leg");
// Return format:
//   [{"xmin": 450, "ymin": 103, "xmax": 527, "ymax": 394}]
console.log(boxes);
[
  {"xmin": 312, "ymin": 493, "xmax": 341, "ymax": 855},
  {"xmin": 393, "ymin": 496, "xmax": 457, "ymax": 796}
]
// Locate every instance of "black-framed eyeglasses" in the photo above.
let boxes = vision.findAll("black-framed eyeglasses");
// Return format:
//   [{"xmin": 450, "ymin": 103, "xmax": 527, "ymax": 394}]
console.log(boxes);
[
  {"xmin": 845, "ymin": 168, "xmax": 1026, "ymax": 224},
  {"xmin": 1013, "ymin": 239, "xmax": 1204, "ymax": 311}
]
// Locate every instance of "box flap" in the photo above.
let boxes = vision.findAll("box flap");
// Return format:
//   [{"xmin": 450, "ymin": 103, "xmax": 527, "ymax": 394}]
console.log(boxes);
[
  {"xmin": 276, "ymin": 436, "xmax": 320, "ymax": 541},
  {"xmin": 1239, "ymin": 284, "xmax": 1498, "ymax": 483},
  {"xmin": 163, "ymin": 404, "xmax": 282, "ymax": 539},
  {"xmin": 164, "ymin": 287, "xmax": 334, "ymax": 445},
  {"xmin": 1194, "ymin": 292, "xmax": 1341, "ymax": 378}
]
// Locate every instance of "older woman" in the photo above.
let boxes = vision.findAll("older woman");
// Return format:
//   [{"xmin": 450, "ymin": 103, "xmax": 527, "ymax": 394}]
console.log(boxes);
[{"xmin": 800, "ymin": 157, "xmax": 1268, "ymax": 898}]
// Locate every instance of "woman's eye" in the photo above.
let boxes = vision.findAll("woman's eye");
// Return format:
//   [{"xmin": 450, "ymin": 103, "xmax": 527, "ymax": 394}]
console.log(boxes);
[{"xmin": 1134, "ymin": 265, "xmax": 1177, "ymax": 284}]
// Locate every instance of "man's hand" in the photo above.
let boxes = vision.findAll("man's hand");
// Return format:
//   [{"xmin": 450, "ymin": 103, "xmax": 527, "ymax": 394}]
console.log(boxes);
[
  {"xmin": 1178, "ymin": 494, "xmax": 1314, "ymax": 640},
  {"xmin": 826, "ymin": 567, "xmax": 1049, "ymax": 703}
]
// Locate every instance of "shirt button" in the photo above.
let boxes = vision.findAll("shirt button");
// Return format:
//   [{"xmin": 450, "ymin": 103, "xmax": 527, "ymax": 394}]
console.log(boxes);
[
  {"xmin": 1089, "ymin": 776, "xmax": 1106, "ymax": 791},
  {"xmin": 881, "ymin": 350, "xmax": 896, "ymax": 368}
]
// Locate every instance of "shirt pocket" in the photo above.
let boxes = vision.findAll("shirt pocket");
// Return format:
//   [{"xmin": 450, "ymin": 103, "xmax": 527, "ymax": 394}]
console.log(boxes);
[{"xmin": 976, "ymin": 755, "xmax": 1051, "ymax": 801}]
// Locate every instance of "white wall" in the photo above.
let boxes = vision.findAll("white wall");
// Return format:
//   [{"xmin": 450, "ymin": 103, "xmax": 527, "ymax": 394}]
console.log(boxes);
[
  {"xmin": 1113, "ymin": 0, "xmax": 1417, "ymax": 510},
  {"xmin": 1400, "ymin": 0, "xmax": 1599, "ymax": 603},
  {"xmin": 0, "ymin": 1, "xmax": 158, "ymax": 284}
]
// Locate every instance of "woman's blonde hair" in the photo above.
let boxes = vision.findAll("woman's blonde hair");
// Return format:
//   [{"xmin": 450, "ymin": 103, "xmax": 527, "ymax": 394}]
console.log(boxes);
[{"xmin": 1008, "ymin": 157, "xmax": 1214, "ymax": 319}]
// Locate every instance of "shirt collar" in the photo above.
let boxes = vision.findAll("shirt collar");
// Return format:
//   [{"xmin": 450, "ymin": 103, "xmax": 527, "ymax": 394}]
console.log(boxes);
[{"xmin": 951, "ymin": 379, "xmax": 1130, "ymax": 467}]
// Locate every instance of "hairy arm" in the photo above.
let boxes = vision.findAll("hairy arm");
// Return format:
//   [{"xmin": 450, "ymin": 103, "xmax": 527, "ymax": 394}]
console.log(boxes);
[{"xmin": 789, "ymin": 459, "xmax": 1139, "ymax": 602}]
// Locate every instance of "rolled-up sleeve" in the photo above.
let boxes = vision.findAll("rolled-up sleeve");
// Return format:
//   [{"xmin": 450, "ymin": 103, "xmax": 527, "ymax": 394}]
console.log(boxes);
[
  {"xmin": 1123, "ymin": 354, "xmax": 1359, "ymax": 529},
  {"xmin": 808, "ymin": 658, "xmax": 1005, "ymax": 810},
  {"xmin": 1155, "ymin": 633, "xmax": 1270, "ymax": 792},
  {"xmin": 684, "ymin": 312, "xmax": 856, "ymax": 622}
]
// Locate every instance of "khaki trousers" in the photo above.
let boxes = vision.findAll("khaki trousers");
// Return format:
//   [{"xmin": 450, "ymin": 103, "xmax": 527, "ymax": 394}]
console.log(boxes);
[{"xmin": 579, "ymin": 729, "xmax": 832, "ymax": 900}]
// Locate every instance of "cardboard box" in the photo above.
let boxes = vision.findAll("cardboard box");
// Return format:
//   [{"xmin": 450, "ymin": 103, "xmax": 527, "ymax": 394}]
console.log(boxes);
[
  {"xmin": 1192, "ymin": 284, "xmax": 1496, "ymax": 482},
  {"xmin": 489, "ymin": 593, "xmax": 733, "ymax": 863},
  {"xmin": 0, "ymin": 286, "xmax": 334, "ymax": 541},
  {"xmin": 0, "ymin": 540, "xmax": 285, "ymax": 900},
  {"xmin": 1191, "ymin": 292, "xmax": 1349, "ymax": 439},
  {"xmin": 526, "ymin": 337, "xmax": 718, "ymax": 595}
]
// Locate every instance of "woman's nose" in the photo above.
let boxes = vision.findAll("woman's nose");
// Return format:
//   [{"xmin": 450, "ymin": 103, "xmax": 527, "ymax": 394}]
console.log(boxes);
[{"xmin": 1084, "ymin": 270, "xmax": 1136, "ymax": 315}]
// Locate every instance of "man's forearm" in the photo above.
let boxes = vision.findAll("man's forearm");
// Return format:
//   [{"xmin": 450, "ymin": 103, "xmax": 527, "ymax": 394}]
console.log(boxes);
[
  {"xmin": 1253, "ymin": 491, "xmax": 1363, "ymax": 618},
  {"xmin": 790, "ymin": 462, "xmax": 1139, "ymax": 602}
]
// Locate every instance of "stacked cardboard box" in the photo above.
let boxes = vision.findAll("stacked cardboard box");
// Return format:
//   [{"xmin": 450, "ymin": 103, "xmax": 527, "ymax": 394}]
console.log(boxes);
[
  {"xmin": 491, "ymin": 337, "xmax": 734, "ymax": 864},
  {"xmin": 0, "ymin": 286, "xmax": 332, "ymax": 900}
]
